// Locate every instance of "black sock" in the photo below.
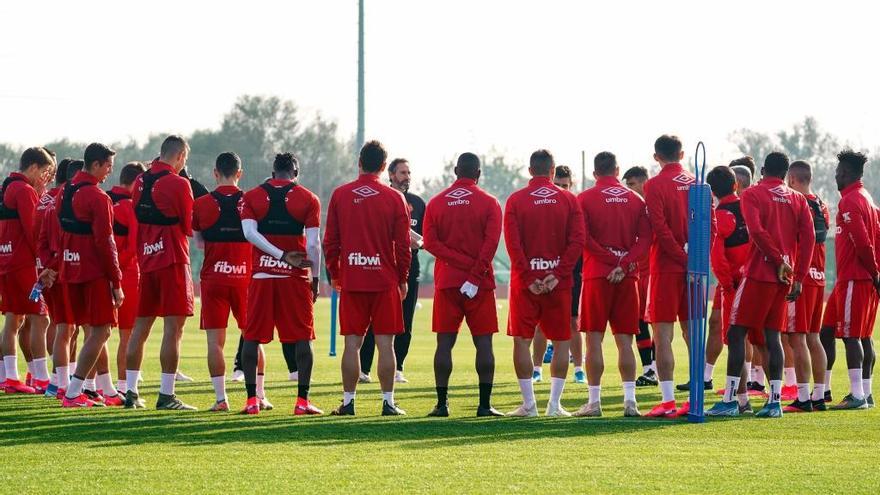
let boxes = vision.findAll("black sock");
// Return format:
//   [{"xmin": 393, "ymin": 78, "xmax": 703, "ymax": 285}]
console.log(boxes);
[
  {"xmin": 246, "ymin": 383, "xmax": 257, "ymax": 398},
  {"xmin": 298, "ymin": 383, "xmax": 310, "ymax": 401},
  {"xmin": 436, "ymin": 386, "xmax": 448, "ymax": 405},
  {"xmin": 479, "ymin": 383, "xmax": 492, "ymax": 408}
]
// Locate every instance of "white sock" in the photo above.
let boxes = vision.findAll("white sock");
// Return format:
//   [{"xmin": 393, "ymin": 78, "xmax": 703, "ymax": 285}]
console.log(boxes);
[
  {"xmin": 159, "ymin": 372, "xmax": 176, "ymax": 395},
  {"xmin": 723, "ymin": 376, "xmax": 741, "ymax": 402},
  {"xmin": 211, "ymin": 375, "xmax": 226, "ymax": 402},
  {"xmin": 650, "ymin": 361, "xmax": 657, "ymax": 373},
  {"xmin": 797, "ymin": 383, "xmax": 810, "ymax": 402},
  {"xmin": 26, "ymin": 360, "xmax": 35, "ymax": 377},
  {"xmin": 642, "ymin": 365, "xmax": 652, "ymax": 374},
  {"xmin": 769, "ymin": 379, "xmax": 782, "ymax": 404},
  {"xmin": 533, "ymin": 365, "xmax": 542, "ymax": 373},
  {"xmin": 256, "ymin": 373, "xmax": 265, "ymax": 398},
  {"xmin": 343, "ymin": 391, "xmax": 356, "ymax": 405},
  {"xmin": 824, "ymin": 369, "xmax": 832, "ymax": 389},
  {"xmin": 126, "ymin": 370, "xmax": 140, "ymax": 395},
  {"xmin": 548, "ymin": 377, "xmax": 565, "ymax": 406},
  {"xmin": 704, "ymin": 363, "xmax": 715, "ymax": 382},
  {"xmin": 66, "ymin": 376, "xmax": 84, "ymax": 399},
  {"xmin": 69, "ymin": 362, "xmax": 77, "ymax": 376},
  {"xmin": 84, "ymin": 378, "xmax": 96, "ymax": 391},
  {"xmin": 116, "ymin": 380, "xmax": 127, "ymax": 394},
  {"xmin": 97, "ymin": 373, "xmax": 117, "ymax": 396},
  {"xmin": 755, "ymin": 366, "xmax": 766, "ymax": 386},
  {"xmin": 863, "ymin": 377, "xmax": 873, "ymax": 397},
  {"xmin": 32, "ymin": 358, "xmax": 49, "ymax": 381},
  {"xmin": 50, "ymin": 372, "xmax": 58, "ymax": 387},
  {"xmin": 848, "ymin": 369, "xmax": 865, "ymax": 400},
  {"xmin": 574, "ymin": 366, "xmax": 584, "ymax": 374},
  {"xmin": 622, "ymin": 381, "xmax": 636, "ymax": 402},
  {"xmin": 57, "ymin": 366, "xmax": 70, "ymax": 389},
  {"xmin": 737, "ymin": 393, "xmax": 750, "ymax": 407},
  {"xmin": 3, "ymin": 355, "xmax": 19, "ymax": 381},
  {"xmin": 518, "ymin": 378, "xmax": 536, "ymax": 408},
  {"xmin": 382, "ymin": 391, "xmax": 394, "ymax": 404},
  {"xmin": 588, "ymin": 385, "xmax": 601, "ymax": 404},
  {"xmin": 0, "ymin": 361, "xmax": 5, "ymax": 382},
  {"xmin": 784, "ymin": 367, "xmax": 796, "ymax": 387},
  {"xmin": 811, "ymin": 383, "xmax": 825, "ymax": 401},
  {"xmin": 745, "ymin": 361, "xmax": 753, "ymax": 382},
  {"xmin": 660, "ymin": 380, "xmax": 674, "ymax": 402}
]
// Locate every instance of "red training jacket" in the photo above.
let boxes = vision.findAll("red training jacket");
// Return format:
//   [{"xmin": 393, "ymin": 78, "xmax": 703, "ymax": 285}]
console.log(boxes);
[
  {"xmin": 644, "ymin": 163, "xmax": 693, "ymax": 275},
  {"xmin": 131, "ymin": 161, "xmax": 193, "ymax": 273},
  {"xmin": 194, "ymin": 185, "xmax": 253, "ymax": 286},
  {"xmin": 709, "ymin": 194, "xmax": 750, "ymax": 292},
  {"xmin": 0, "ymin": 172, "xmax": 40, "ymax": 274},
  {"xmin": 835, "ymin": 180, "xmax": 879, "ymax": 282},
  {"xmin": 803, "ymin": 193, "xmax": 830, "ymax": 287}
]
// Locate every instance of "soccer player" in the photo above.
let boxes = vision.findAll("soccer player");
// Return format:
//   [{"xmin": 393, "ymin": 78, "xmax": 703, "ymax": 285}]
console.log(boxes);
[
  {"xmin": 359, "ymin": 158, "xmax": 424, "ymax": 384},
  {"xmin": 505, "ymin": 149, "xmax": 585, "ymax": 417},
  {"xmin": 0, "ymin": 147, "xmax": 54, "ymax": 394},
  {"xmin": 239, "ymin": 152, "xmax": 322, "ymax": 415},
  {"xmin": 107, "ymin": 162, "xmax": 145, "ymax": 394},
  {"xmin": 51, "ymin": 143, "xmax": 125, "ymax": 407},
  {"xmin": 124, "ymin": 135, "xmax": 196, "ymax": 410},
  {"xmin": 324, "ymin": 140, "xmax": 411, "ymax": 416},
  {"xmin": 643, "ymin": 135, "xmax": 694, "ymax": 417},
  {"xmin": 707, "ymin": 151, "xmax": 814, "ymax": 418},
  {"xmin": 783, "ymin": 160, "xmax": 830, "ymax": 412},
  {"xmin": 574, "ymin": 152, "xmax": 651, "ymax": 417},
  {"xmin": 193, "ymin": 152, "xmax": 254, "ymax": 412},
  {"xmin": 830, "ymin": 150, "xmax": 878, "ymax": 410},
  {"xmin": 422, "ymin": 152, "xmax": 503, "ymax": 417},
  {"xmin": 704, "ymin": 166, "xmax": 752, "ymax": 414},
  {"xmin": 623, "ymin": 165, "xmax": 657, "ymax": 386}
]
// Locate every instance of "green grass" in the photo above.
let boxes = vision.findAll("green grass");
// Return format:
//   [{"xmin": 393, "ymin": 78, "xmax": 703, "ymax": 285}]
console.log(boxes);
[{"xmin": 2, "ymin": 298, "xmax": 878, "ymax": 494}]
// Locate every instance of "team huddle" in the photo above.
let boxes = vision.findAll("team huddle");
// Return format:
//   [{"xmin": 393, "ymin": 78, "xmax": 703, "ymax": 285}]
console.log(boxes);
[{"xmin": 0, "ymin": 133, "xmax": 875, "ymax": 419}]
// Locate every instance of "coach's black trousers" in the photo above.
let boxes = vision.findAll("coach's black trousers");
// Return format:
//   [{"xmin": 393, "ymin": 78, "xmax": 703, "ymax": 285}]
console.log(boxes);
[{"xmin": 360, "ymin": 277, "xmax": 419, "ymax": 374}]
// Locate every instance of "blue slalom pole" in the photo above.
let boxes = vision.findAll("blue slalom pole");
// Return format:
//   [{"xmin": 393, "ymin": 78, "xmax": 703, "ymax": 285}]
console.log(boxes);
[
  {"xmin": 687, "ymin": 141, "xmax": 712, "ymax": 423},
  {"xmin": 329, "ymin": 289, "xmax": 338, "ymax": 357}
]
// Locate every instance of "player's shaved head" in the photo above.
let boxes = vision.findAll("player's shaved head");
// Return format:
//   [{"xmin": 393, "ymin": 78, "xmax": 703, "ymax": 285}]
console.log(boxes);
[
  {"xmin": 359, "ymin": 140, "xmax": 387, "ymax": 173},
  {"xmin": 160, "ymin": 135, "xmax": 188, "ymax": 161},
  {"xmin": 654, "ymin": 135, "xmax": 683, "ymax": 163},
  {"xmin": 455, "ymin": 152, "xmax": 481, "ymax": 180},
  {"xmin": 788, "ymin": 160, "xmax": 812, "ymax": 185},
  {"xmin": 762, "ymin": 152, "xmax": 790, "ymax": 179},
  {"xmin": 731, "ymin": 165, "xmax": 752, "ymax": 190},
  {"xmin": 529, "ymin": 149, "xmax": 555, "ymax": 176},
  {"xmin": 593, "ymin": 152, "xmax": 617, "ymax": 177},
  {"xmin": 119, "ymin": 162, "xmax": 146, "ymax": 186},
  {"xmin": 706, "ymin": 165, "xmax": 736, "ymax": 199},
  {"xmin": 215, "ymin": 152, "xmax": 241, "ymax": 178},
  {"xmin": 729, "ymin": 156, "xmax": 756, "ymax": 176}
]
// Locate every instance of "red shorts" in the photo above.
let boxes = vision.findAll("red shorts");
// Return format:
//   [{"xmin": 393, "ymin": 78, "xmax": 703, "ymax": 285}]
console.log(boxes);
[
  {"xmin": 339, "ymin": 288, "xmax": 403, "ymax": 336},
  {"xmin": 638, "ymin": 276, "xmax": 649, "ymax": 321},
  {"xmin": 432, "ymin": 288, "xmax": 498, "ymax": 336},
  {"xmin": 45, "ymin": 281, "xmax": 69, "ymax": 323},
  {"xmin": 580, "ymin": 277, "xmax": 639, "ymax": 335},
  {"xmin": 717, "ymin": 287, "xmax": 737, "ymax": 345},
  {"xmin": 785, "ymin": 284, "xmax": 824, "ymax": 334},
  {"xmin": 117, "ymin": 269, "xmax": 139, "ymax": 329},
  {"xmin": 646, "ymin": 272, "xmax": 688, "ymax": 323},
  {"xmin": 822, "ymin": 285, "xmax": 838, "ymax": 329},
  {"xmin": 138, "ymin": 264, "xmax": 194, "ymax": 317},
  {"xmin": 244, "ymin": 277, "xmax": 314, "ymax": 343},
  {"xmin": 507, "ymin": 287, "xmax": 572, "ymax": 341},
  {"xmin": 0, "ymin": 267, "xmax": 46, "ymax": 315},
  {"xmin": 200, "ymin": 281, "xmax": 248, "ymax": 330},
  {"xmin": 835, "ymin": 280, "xmax": 876, "ymax": 339},
  {"xmin": 729, "ymin": 279, "xmax": 789, "ymax": 344},
  {"xmin": 66, "ymin": 278, "xmax": 117, "ymax": 327}
]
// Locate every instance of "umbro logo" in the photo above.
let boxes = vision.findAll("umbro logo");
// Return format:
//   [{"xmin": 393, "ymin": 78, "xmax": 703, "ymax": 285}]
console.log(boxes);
[
  {"xmin": 601, "ymin": 186, "xmax": 628, "ymax": 197},
  {"xmin": 445, "ymin": 188, "xmax": 472, "ymax": 200},
  {"xmin": 352, "ymin": 186, "xmax": 379, "ymax": 198},
  {"xmin": 530, "ymin": 187, "xmax": 558, "ymax": 199},
  {"xmin": 672, "ymin": 174, "xmax": 695, "ymax": 185},
  {"xmin": 768, "ymin": 185, "xmax": 790, "ymax": 197}
]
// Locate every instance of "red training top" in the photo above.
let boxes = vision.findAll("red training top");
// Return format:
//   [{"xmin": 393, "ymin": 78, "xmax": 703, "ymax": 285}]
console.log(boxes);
[
  {"xmin": 835, "ymin": 180, "xmax": 879, "ymax": 282},
  {"xmin": 710, "ymin": 194, "xmax": 750, "ymax": 292},
  {"xmin": 108, "ymin": 185, "xmax": 139, "ymax": 275},
  {"xmin": 504, "ymin": 176, "xmax": 585, "ymax": 290},
  {"xmin": 803, "ymin": 193, "xmax": 830, "ymax": 287},
  {"xmin": 131, "ymin": 161, "xmax": 193, "ymax": 273},
  {"xmin": 644, "ymin": 163, "xmax": 693, "ymax": 275},
  {"xmin": 577, "ymin": 175, "xmax": 651, "ymax": 280},
  {"xmin": 0, "ymin": 172, "xmax": 40, "ymax": 274},
  {"xmin": 194, "ymin": 185, "xmax": 253, "ymax": 286},
  {"xmin": 422, "ymin": 177, "xmax": 502, "ymax": 290},
  {"xmin": 323, "ymin": 173, "xmax": 411, "ymax": 292},
  {"xmin": 740, "ymin": 177, "xmax": 814, "ymax": 284}
]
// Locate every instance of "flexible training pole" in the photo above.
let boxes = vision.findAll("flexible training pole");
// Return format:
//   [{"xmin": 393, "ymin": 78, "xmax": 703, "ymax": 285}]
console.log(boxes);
[
  {"xmin": 329, "ymin": 289, "xmax": 338, "ymax": 357},
  {"xmin": 687, "ymin": 141, "xmax": 711, "ymax": 423}
]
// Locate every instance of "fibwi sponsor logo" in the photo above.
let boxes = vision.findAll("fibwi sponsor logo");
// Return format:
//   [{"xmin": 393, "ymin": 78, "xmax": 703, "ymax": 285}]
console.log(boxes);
[
  {"xmin": 530, "ymin": 186, "xmax": 558, "ymax": 205},
  {"xmin": 529, "ymin": 257, "xmax": 560, "ymax": 270},
  {"xmin": 258, "ymin": 255, "xmax": 291, "ymax": 269},
  {"xmin": 348, "ymin": 252, "xmax": 381, "ymax": 267},
  {"xmin": 809, "ymin": 267, "xmax": 825, "ymax": 281},
  {"xmin": 352, "ymin": 185, "xmax": 379, "ymax": 204},
  {"xmin": 445, "ymin": 188, "xmax": 472, "ymax": 206},
  {"xmin": 213, "ymin": 261, "xmax": 247, "ymax": 275},
  {"xmin": 63, "ymin": 249, "xmax": 80, "ymax": 262},
  {"xmin": 769, "ymin": 185, "xmax": 792, "ymax": 204},
  {"xmin": 0, "ymin": 242, "xmax": 11, "ymax": 254},
  {"xmin": 601, "ymin": 186, "xmax": 629, "ymax": 203},
  {"xmin": 607, "ymin": 247, "xmax": 629, "ymax": 258},
  {"xmin": 673, "ymin": 174, "xmax": 695, "ymax": 191},
  {"xmin": 143, "ymin": 239, "xmax": 164, "ymax": 256}
]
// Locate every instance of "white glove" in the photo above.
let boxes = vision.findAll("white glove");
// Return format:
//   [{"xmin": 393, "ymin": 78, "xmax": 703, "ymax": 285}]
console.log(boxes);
[{"xmin": 460, "ymin": 281, "xmax": 478, "ymax": 299}]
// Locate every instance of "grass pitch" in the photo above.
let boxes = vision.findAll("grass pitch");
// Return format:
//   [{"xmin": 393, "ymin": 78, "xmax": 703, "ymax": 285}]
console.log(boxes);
[{"xmin": 1, "ymin": 298, "xmax": 878, "ymax": 494}]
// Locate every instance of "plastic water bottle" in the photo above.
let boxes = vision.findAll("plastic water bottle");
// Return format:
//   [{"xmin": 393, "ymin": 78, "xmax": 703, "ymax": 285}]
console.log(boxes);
[{"xmin": 28, "ymin": 281, "xmax": 44, "ymax": 303}]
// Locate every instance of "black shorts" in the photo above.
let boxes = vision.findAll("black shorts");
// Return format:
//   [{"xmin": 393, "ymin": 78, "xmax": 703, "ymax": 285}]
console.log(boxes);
[{"xmin": 571, "ymin": 258, "xmax": 583, "ymax": 317}]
